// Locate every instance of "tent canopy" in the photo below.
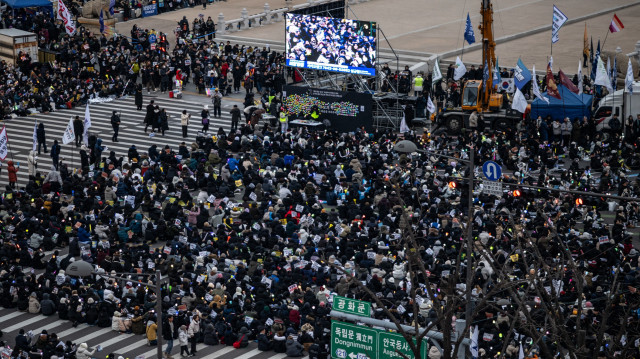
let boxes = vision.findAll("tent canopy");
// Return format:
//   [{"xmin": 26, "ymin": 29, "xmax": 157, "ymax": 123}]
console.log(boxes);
[
  {"xmin": 530, "ymin": 84, "xmax": 593, "ymax": 121},
  {"xmin": 3, "ymin": 0, "xmax": 53, "ymax": 18}
]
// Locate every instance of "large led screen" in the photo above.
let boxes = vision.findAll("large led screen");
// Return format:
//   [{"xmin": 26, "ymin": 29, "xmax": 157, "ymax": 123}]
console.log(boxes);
[
  {"xmin": 285, "ymin": 13, "xmax": 377, "ymax": 76},
  {"xmin": 282, "ymin": 86, "xmax": 373, "ymax": 132}
]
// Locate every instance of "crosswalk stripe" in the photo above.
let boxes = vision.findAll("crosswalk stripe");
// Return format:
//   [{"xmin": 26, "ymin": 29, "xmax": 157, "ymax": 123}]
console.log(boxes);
[
  {"xmin": 116, "ymin": 337, "xmax": 152, "ymax": 355},
  {"xmin": 233, "ymin": 348, "xmax": 261, "ymax": 359},
  {"xmin": 266, "ymin": 354, "xmax": 288, "ymax": 359},
  {"xmin": 100, "ymin": 332, "xmax": 136, "ymax": 349},
  {"xmin": 73, "ymin": 327, "xmax": 116, "ymax": 345},
  {"xmin": 3, "ymin": 314, "xmax": 48, "ymax": 332},
  {"xmin": 56, "ymin": 323, "xmax": 92, "ymax": 338},
  {"xmin": 201, "ymin": 346, "xmax": 235, "ymax": 359},
  {"xmin": 31, "ymin": 319, "xmax": 69, "ymax": 335},
  {"xmin": 0, "ymin": 311, "xmax": 29, "ymax": 324}
]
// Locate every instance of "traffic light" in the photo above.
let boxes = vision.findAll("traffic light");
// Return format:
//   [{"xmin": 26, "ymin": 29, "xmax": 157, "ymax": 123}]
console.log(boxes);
[
  {"xmin": 512, "ymin": 189, "xmax": 522, "ymax": 197},
  {"xmin": 448, "ymin": 181, "xmax": 457, "ymax": 189},
  {"xmin": 575, "ymin": 198, "xmax": 584, "ymax": 206}
]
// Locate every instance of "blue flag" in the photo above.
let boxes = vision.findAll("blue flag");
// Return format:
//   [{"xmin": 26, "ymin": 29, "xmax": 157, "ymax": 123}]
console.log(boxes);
[
  {"xmin": 612, "ymin": 56, "xmax": 617, "ymax": 91},
  {"xmin": 99, "ymin": 9, "xmax": 105, "ymax": 33},
  {"xmin": 492, "ymin": 57, "xmax": 501, "ymax": 87},
  {"xmin": 513, "ymin": 58, "xmax": 532, "ymax": 90},
  {"xmin": 109, "ymin": 0, "xmax": 115, "ymax": 15},
  {"xmin": 483, "ymin": 59, "xmax": 489, "ymax": 82},
  {"xmin": 464, "ymin": 13, "xmax": 475, "ymax": 45},
  {"xmin": 591, "ymin": 39, "xmax": 600, "ymax": 81}
]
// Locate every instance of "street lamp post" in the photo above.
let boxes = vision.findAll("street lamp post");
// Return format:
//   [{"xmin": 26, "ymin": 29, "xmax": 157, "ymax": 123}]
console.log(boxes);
[{"xmin": 66, "ymin": 261, "xmax": 164, "ymax": 359}]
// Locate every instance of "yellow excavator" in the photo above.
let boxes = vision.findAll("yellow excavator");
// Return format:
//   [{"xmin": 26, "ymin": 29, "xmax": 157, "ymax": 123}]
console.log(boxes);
[{"xmin": 441, "ymin": 0, "xmax": 521, "ymax": 133}]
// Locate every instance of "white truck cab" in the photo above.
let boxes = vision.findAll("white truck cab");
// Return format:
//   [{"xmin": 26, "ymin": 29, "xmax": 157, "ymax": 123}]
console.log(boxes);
[{"xmin": 594, "ymin": 82, "xmax": 640, "ymax": 131}]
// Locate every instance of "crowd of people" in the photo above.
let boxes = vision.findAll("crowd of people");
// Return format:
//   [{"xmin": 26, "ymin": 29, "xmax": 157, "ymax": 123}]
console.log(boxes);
[
  {"xmin": 2, "ymin": 7, "xmax": 640, "ymax": 359},
  {"xmin": 0, "ymin": 10, "xmax": 285, "ymax": 119}
]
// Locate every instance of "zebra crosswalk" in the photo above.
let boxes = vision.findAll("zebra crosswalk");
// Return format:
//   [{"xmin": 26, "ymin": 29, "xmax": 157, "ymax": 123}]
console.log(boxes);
[
  {"xmin": 0, "ymin": 308, "xmax": 310, "ymax": 359},
  {"xmin": 0, "ymin": 95, "xmax": 239, "ymax": 189}
]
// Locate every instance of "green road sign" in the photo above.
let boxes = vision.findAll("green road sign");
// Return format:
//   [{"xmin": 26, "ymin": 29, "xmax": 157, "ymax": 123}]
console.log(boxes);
[
  {"xmin": 378, "ymin": 331, "xmax": 428, "ymax": 359},
  {"xmin": 332, "ymin": 295, "xmax": 371, "ymax": 317},
  {"xmin": 331, "ymin": 321, "xmax": 378, "ymax": 359}
]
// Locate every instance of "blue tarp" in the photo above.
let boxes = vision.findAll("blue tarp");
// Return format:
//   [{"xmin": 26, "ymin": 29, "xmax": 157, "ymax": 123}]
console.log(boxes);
[
  {"xmin": 530, "ymin": 84, "xmax": 593, "ymax": 121},
  {"xmin": 3, "ymin": 0, "xmax": 53, "ymax": 17}
]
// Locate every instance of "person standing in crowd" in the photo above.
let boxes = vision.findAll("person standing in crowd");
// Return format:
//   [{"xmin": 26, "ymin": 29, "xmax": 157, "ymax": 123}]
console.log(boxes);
[
  {"xmin": 36, "ymin": 122, "xmax": 47, "ymax": 154},
  {"xmin": 163, "ymin": 315, "xmax": 177, "ymax": 359},
  {"xmin": 6, "ymin": 160, "xmax": 18, "ymax": 188},
  {"xmin": 211, "ymin": 88, "xmax": 222, "ymax": 118},
  {"xmin": 178, "ymin": 325, "xmax": 190, "ymax": 357},
  {"xmin": 180, "ymin": 110, "xmax": 191, "ymax": 138},
  {"xmin": 73, "ymin": 115, "xmax": 84, "ymax": 147},
  {"xmin": 187, "ymin": 314, "xmax": 200, "ymax": 355},
  {"xmin": 27, "ymin": 150, "xmax": 37, "ymax": 177},
  {"xmin": 230, "ymin": 104, "xmax": 241, "ymax": 132},
  {"xmin": 279, "ymin": 108, "xmax": 288, "ymax": 133},
  {"xmin": 145, "ymin": 100, "xmax": 156, "ymax": 133},
  {"xmin": 135, "ymin": 84, "xmax": 144, "ymax": 110},
  {"xmin": 50, "ymin": 139, "xmax": 60, "ymax": 170},
  {"xmin": 413, "ymin": 72, "xmax": 424, "ymax": 97},
  {"xmin": 158, "ymin": 108, "xmax": 169, "ymax": 136},
  {"xmin": 111, "ymin": 111, "xmax": 121, "ymax": 142},
  {"xmin": 201, "ymin": 105, "xmax": 210, "ymax": 133}
]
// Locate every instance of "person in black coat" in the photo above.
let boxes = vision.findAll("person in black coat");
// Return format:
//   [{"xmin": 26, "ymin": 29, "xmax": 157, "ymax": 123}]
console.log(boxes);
[
  {"xmin": 41, "ymin": 293, "xmax": 56, "ymax": 316},
  {"xmin": 135, "ymin": 84, "xmax": 143, "ymax": 110},
  {"xmin": 73, "ymin": 115, "xmax": 84, "ymax": 147},
  {"xmin": 57, "ymin": 298, "xmax": 69, "ymax": 320},
  {"xmin": 50, "ymin": 140, "xmax": 60, "ymax": 170},
  {"xmin": 144, "ymin": 100, "xmax": 155, "ymax": 132},
  {"xmin": 111, "ymin": 111, "xmax": 121, "ymax": 142},
  {"xmin": 14, "ymin": 329, "xmax": 31, "ymax": 355},
  {"xmin": 256, "ymin": 327, "xmax": 272, "ymax": 351},
  {"xmin": 37, "ymin": 122, "xmax": 48, "ymax": 154}
]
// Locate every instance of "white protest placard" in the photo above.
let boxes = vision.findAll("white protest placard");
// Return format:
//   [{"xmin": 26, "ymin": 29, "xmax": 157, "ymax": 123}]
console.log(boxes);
[
  {"xmin": 245, "ymin": 316, "xmax": 253, "ymax": 325},
  {"xmin": 204, "ymin": 293, "xmax": 213, "ymax": 301},
  {"xmin": 288, "ymin": 284, "xmax": 298, "ymax": 293},
  {"xmin": 249, "ymin": 192, "xmax": 257, "ymax": 201},
  {"xmin": 367, "ymin": 251, "xmax": 376, "ymax": 259},
  {"xmin": 163, "ymin": 247, "xmax": 171, "ymax": 254},
  {"xmin": 261, "ymin": 276, "xmax": 272, "ymax": 288},
  {"xmin": 296, "ymin": 205, "xmax": 304, "ymax": 213},
  {"xmin": 598, "ymin": 236, "xmax": 610, "ymax": 244},
  {"xmin": 265, "ymin": 318, "xmax": 274, "ymax": 326},
  {"xmin": 397, "ymin": 305, "xmax": 406, "ymax": 314}
]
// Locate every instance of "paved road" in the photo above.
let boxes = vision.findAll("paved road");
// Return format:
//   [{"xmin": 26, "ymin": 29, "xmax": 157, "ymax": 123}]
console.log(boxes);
[{"xmin": 0, "ymin": 307, "xmax": 308, "ymax": 359}]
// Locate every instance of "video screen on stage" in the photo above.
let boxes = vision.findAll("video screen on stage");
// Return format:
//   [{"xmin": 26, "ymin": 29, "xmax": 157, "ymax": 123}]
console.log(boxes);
[
  {"xmin": 283, "ymin": 86, "xmax": 373, "ymax": 132},
  {"xmin": 285, "ymin": 13, "xmax": 377, "ymax": 76}
]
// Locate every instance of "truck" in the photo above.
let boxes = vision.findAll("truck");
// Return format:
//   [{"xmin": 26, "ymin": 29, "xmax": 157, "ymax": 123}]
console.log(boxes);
[
  {"xmin": 441, "ymin": 0, "xmax": 522, "ymax": 134},
  {"xmin": 593, "ymin": 81, "xmax": 640, "ymax": 132}
]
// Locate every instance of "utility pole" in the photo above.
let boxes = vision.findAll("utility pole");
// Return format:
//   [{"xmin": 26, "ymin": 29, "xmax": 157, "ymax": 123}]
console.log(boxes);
[
  {"xmin": 464, "ymin": 145, "xmax": 475, "ymax": 336},
  {"xmin": 156, "ymin": 270, "xmax": 163, "ymax": 359}
]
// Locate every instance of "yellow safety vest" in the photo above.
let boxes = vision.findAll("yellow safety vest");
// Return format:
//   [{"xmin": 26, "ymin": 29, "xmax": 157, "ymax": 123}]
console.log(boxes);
[
  {"xmin": 279, "ymin": 113, "xmax": 288, "ymax": 122},
  {"xmin": 268, "ymin": 95, "xmax": 275, "ymax": 106},
  {"xmin": 311, "ymin": 111, "xmax": 320, "ymax": 120},
  {"xmin": 414, "ymin": 76, "xmax": 424, "ymax": 88}
]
